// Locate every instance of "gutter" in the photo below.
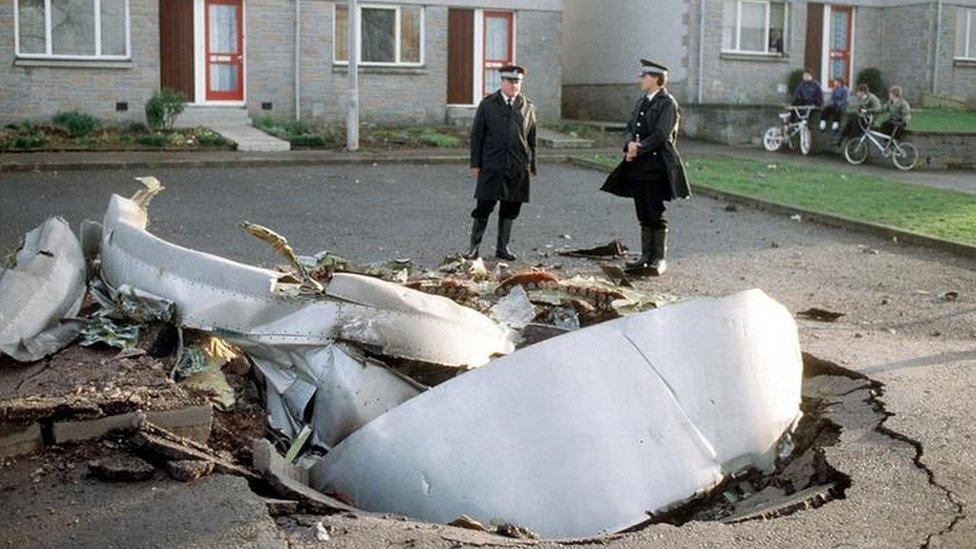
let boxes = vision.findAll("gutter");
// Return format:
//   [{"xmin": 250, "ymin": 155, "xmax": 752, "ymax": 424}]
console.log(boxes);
[{"xmin": 295, "ymin": 0, "xmax": 302, "ymax": 121}]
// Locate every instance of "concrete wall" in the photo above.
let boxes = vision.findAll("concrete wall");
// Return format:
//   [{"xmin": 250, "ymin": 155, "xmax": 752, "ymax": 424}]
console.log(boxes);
[
  {"xmin": 938, "ymin": 4, "xmax": 976, "ymax": 103},
  {"xmin": 515, "ymin": 9, "xmax": 563, "ymax": 124},
  {"xmin": 247, "ymin": 0, "xmax": 298, "ymax": 120},
  {"xmin": 0, "ymin": 0, "xmax": 160, "ymax": 125}
]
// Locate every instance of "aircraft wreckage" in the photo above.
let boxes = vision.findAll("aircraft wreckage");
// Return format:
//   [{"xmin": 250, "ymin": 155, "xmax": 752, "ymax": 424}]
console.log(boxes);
[{"xmin": 0, "ymin": 180, "xmax": 803, "ymax": 538}]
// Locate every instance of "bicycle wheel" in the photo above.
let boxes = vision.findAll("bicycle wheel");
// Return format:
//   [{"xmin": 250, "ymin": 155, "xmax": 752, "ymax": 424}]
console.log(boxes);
[
  {"xmin": 843, "ymin": 138, "xmax": 869, "ymax": 165},
  {"xmin": 799, "ymin": 126, "xmax": 813, "ymax": 156},
  {"xmin": 892, "ymin": 141, "xmax": 919, "ymax": 171},
  {"xmin": 763, "ymin": 127, "xmax": 785, "ymax": 152}
]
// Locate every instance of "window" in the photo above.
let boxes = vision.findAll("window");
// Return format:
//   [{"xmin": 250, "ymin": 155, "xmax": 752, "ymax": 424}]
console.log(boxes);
[
  {"xmin": 956, "ymin": 9, "xmax": 976, "ymax": 60},
  {"xmin": 334, "ymin": 3, "xmax": 424, "ymax": 66},
  {"xmin": 722, "ymin": 0, "xmax": 788, "ymax": 55},
  {"xmin": 14, "ymin": 0, "xmax": 130, "ymax": 59}
]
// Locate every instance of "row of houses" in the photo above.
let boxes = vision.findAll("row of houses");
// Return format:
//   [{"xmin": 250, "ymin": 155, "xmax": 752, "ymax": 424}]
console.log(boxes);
[
  {"xmin": 1, "ymin": 0, "xmax": 975, "ymax": 127},
  {"xmin": 564, "ymin": 0, "xmax": 976, "ymax": 121}
]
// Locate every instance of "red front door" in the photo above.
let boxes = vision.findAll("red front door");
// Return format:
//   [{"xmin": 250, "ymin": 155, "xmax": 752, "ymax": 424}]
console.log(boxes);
[
  {"xmin": 205, "ymin": 0, "xmax": 244, "ymax": 101},
  {"xmin": 482, "ymin": 11, "xmax": 513, "ymax": 96},
  {"xmin": 828, "ymin": 6, "xmax": 853, "ymax": 86}
]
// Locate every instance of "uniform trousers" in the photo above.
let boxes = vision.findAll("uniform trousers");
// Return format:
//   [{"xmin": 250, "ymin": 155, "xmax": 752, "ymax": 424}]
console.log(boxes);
[{"xmin": 471, "ymin": 200, "xmax": 522, "ymax": 221}]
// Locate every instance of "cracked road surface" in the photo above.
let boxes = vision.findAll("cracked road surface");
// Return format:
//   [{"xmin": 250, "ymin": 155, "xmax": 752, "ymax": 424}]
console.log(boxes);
[{"xmin": 0, "ymin": 163, "xmax": 974, "ymax": 547}]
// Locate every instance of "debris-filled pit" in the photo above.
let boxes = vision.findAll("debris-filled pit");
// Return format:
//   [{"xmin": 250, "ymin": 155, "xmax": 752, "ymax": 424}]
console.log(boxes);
[{"xmin": 0, "ymin": 178, "xmax": 917, "ymax": 544}]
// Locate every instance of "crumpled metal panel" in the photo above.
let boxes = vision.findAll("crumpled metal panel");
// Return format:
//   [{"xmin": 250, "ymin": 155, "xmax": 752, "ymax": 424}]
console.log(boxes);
[
  {"xmin": 310, "ymin": 290, "xmax": 803, "ymax": 539},
  {"xmin": 330, "ymin": 274, "xmax": 513, "ymax": 368},
  {"xmin": 98, "ymin": 193, "xmax": 503, "ymax": 445},
  {"xmin": 0, "ymin": 217, "xmax": 87, "ymax": 362},
  {"xmin": 100, "ymin": 194, "xmax": 510, "ymax": 365}
]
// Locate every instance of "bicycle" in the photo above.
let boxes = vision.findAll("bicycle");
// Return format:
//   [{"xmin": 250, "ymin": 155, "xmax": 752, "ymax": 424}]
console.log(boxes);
[
  {"xmin": 842, "ymin": 113, "xmax": 919, "ymax": 171},
  {"xmin": 763, "ymin": 105, "xmax": 816, "ymax": 156}
]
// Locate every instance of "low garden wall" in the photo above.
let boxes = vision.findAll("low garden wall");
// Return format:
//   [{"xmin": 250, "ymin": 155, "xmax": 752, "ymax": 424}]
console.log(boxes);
[{"xmin": 679, "ymin": 104, "xmax": 976, "ymax": 170}]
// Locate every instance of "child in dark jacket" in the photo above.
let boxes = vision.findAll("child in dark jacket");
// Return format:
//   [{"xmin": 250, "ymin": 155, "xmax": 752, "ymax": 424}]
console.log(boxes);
[
  {"xmin": 792, "ymin": 69, "xmax": 824, "ymax": 107},
  {"xmin": 819, "ymin": 78, "xmax": 849, "ymax": 131}
]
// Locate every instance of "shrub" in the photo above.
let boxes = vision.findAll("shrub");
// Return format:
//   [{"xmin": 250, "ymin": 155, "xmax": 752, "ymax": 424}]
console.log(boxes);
[
  {"xmin": 418, "ymin": 130, "xmax": 460, "ymax": 148},
  {"xmin": 145, "ymin": 88, "xmax": 187, "ymax": 130},
  {"xmin": 786, "ymin": 69, "xmax": 805, "ymax": 96},
  {"xmin": 194, "ymin": 128, "xmax": 228, "ymax": 146},
  {"xmin": 856, "ymin": 67, "xmax": 886, "ymax": 96},
  {"xmin": 253, "ymin": 115, "xmax": 288, "ymax": 138},
  {"xmin": 284, "ymin": 119, "xmax": 313, "ymax": 135},
  {"xmin": 288, "ymin": 134, "xmax": 327, "ymax": 148},
  {"xmin": 12, "ymin": 133, "xmax": 46, "ymax": 149},
  {"xmin": 127, "ymin": 121, "xmax": 149, "ymax": 133},
  {"xmin": 136, "ymin": 133, "xmax": 170, "ymax": 147},
  {"xmin": 52, "ymin": 110, "xmax": 100, "ymax": 138}
]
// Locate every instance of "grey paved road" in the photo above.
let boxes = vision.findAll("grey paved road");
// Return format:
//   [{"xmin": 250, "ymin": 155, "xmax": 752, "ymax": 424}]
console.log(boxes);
[{"xmin": 1, "ymin": 162, "xmax": 974, "ymax": 547}]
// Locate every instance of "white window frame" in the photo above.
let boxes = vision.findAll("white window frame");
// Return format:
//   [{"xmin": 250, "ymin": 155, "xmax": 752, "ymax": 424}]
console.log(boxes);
[
  {"xmin": 722, "ymin": 0, "xmax": 788, "ymax": 56},
  {"xmin": 13, "ymin": 0, "xmax": 132, "ymax": 60},
  {"xmin": 958, "ymin": 9, "xmax": 976, "ymax": 61},
  {"xmin": 333, "ymin": 2, "xmax": 425, "ymax": 67}
]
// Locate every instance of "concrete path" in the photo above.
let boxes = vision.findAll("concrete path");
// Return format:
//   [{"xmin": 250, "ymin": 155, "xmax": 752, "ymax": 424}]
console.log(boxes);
[{"xmin": 209, "ymin": 122, "xmax": 291, "ymax": 152}]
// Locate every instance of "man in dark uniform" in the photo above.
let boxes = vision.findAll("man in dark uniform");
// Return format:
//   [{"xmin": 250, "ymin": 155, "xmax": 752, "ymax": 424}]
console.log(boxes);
[
  {"xmin": 464, "ymin": 65, "xmax": 538, "ymax": 261},
  {"xmin": 601, "ymin": 59, "xmax": 690, "ymax": 276}
]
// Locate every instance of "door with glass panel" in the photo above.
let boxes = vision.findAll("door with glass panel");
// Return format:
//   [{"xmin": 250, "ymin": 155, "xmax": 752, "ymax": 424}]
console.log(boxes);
[
  {"xmin": 483, "ymin": 11, "xmax": 513, "ymax": 96},
  {"xmin": 205, "ymin": 0, "xmax": 243, "ymax": 101},
  {"xmin": 827, "ymin": 6, "xmax": 853, "ymax": 85}
]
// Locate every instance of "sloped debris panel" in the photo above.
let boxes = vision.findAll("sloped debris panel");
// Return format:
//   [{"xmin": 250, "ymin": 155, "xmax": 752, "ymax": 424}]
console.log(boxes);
[
  {"xmin": 98, "ymin": 191, "xmax": 512, "ymax": 448},
  {"xmin": 0, "ymin": 217, "xmax": 87, "ymax": 362},
  {"xmin": 309, "ymin": 289, "xmax": 803, "ymax": 539}
]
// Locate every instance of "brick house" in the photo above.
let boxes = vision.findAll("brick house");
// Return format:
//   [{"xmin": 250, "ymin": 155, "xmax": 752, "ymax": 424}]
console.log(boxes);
[
  {"xmin": 0, "ymin": 0, "xmax": 562, "ymax": 126},
  {"xmin": 563, "ymin": 0, "xmax": 976, "ymax": 121}
]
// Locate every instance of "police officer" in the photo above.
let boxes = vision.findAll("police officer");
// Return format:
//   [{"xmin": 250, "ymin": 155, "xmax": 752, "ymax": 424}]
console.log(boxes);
[
  {"xmin": 464, "ymin": 65, "xmax": 538, "ymax": 261},
  {"xmin": 602, "ymin": 59, "xmax": 690, "ymax": 276}
]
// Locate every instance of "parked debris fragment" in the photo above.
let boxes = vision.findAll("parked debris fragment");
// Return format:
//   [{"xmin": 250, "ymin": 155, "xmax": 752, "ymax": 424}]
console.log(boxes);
[
  {"xmin": 796, "ymin": 308, "xmax": 846, "ymax": 322},
  {"xmin": 310, "ymin": 290, "xmax": 803, "ymax": 538},
  {"xmin": 0, "ymin": 217, "xmax": 87, "ymax": 362},
  {"xmin": 558, "ymin": 239, "xmax": 629, "ymax": 259},
  {"xmin": 88, "ymin": 455, "xmax": 156, "ymax": 482}
]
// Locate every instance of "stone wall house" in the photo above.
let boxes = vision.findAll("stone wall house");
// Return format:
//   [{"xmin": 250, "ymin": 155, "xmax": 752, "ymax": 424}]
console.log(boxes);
[
  {"xmin": 563, "ymin": 0, "xmax": 976, "ymax": 121},
  {"xmin": 0, "ymin": 0, "xmax": 563, "ymax": 126}
]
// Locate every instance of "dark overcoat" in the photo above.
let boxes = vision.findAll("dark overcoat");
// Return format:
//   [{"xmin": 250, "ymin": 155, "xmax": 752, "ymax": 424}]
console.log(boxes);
[
  {"xmin": 601, "ymin": 89, "xmax": 691, "ymax": 200},
  {"xmin": 470, "ymin": 91, "xmax": 538, "ymax": 203}
]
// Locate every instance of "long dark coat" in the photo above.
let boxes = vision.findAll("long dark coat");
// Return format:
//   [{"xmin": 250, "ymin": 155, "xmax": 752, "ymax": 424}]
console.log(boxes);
[
  {"xmin": 601, "ymin": 89, "xmax": 691, "ymax": 201},
  {"xmin": 470, "ymin": 91, "xmax": 538, "ymax": 203}
]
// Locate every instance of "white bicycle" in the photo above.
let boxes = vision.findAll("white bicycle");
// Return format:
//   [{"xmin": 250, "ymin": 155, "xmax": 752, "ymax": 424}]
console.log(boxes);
[
  {"xmin": 842, "ymin": 114, "xmax": 919, "ymax": 172},
  {"xmin": 763, "ymin": 105, "xmax": 816, "ymax": 156}
]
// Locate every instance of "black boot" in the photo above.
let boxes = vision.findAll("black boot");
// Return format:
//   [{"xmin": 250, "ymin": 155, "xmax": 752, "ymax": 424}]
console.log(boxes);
[
  {"xmin": 648, "ymin": 228, "xmax": 668, "ymax": 276},
  {"xmin": 625, "ymin": 226, "xmax": 655, "ymax": 272},
  {"xmin": 464, "ymin": 218, "xmax": 488, "ymax": 259},
  {"xmin": 495, "ymin": 218, "xmax": 518, "ymax": 261}
]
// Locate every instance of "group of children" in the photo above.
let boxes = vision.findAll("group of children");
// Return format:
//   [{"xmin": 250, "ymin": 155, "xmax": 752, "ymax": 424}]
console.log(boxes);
[{"xmin": 792, "ymin": 69, "xmax": 912, "ymax": 145}]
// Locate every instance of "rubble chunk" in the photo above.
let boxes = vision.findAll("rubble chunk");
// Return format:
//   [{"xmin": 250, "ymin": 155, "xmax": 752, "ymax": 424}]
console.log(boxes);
[
  {"xmin": 88, "ymin": 455, "xmax": 156, "ymax": 482},
  {"xmin": 166, "ymin": 459, "xmax": 214, "ymax": 482}
]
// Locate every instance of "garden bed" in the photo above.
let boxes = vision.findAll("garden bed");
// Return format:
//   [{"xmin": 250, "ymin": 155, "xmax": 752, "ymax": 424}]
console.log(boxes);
[
  {"xmin": 253, "ymin": 116, "xmax": 467, "ymax": 150},
  {"xmin": 0, "ymin": 121, "xmax": 234, "ymax": 153}
]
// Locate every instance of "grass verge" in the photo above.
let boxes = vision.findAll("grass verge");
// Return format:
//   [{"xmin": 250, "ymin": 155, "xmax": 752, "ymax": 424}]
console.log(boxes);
[{"xmin": 579, "ymin": 153, "xmax": 976, "ymax": 246}]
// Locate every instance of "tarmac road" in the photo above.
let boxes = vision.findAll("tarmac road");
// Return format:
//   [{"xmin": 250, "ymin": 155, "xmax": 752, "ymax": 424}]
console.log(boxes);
[{"xmin": 1, "ymin": 162, "xmax": 974, "ymax": 547}]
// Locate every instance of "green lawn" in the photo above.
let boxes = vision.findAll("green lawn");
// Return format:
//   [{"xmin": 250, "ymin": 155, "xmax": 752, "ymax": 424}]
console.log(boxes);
[
  {"xmin": 903, "ymin": 108, "xmax": 976, "ymax": 134},
  {"xmin": 580, "ymin": 154, "xmax": 976, "ymax": 246}
]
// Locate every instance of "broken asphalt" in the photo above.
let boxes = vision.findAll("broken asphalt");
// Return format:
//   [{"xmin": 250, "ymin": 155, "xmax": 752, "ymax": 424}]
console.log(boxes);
[{"xmin": 0, "ymin": 163, "xmax": 974, "ymax": 547}]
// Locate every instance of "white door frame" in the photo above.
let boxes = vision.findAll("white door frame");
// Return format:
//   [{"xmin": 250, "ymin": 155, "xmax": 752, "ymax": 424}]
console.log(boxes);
[{"xmin": 193, "ymin": 0, "xmax": 247, "ymax": 106}]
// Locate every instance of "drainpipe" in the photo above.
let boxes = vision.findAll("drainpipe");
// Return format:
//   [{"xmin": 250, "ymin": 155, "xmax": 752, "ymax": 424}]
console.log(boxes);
[
  {"xmin": 697, "ymin": 0, "xmax": 706, "ymax": 103},
  {"xmin": 932, "ymin": 0, "xmax": 943, "ymax": 95},
  {"xmin": 295, "ymin": 0, "xmax": 301, "ymax": 121},
  {"xmin": 347, "ymin": 0, "xmax": 360, "ymax": 151}
]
